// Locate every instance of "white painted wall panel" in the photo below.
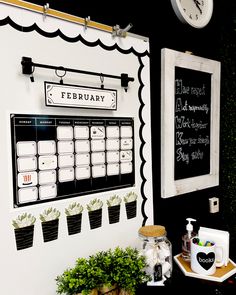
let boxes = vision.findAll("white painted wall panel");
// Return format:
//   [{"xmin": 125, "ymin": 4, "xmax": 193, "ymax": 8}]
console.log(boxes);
[{"xmin": 0, "ymin": 4, "xmax": 153, "ymax": 295}]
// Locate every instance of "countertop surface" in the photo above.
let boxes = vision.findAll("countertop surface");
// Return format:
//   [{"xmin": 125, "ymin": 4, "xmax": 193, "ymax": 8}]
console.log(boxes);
[{"xmin": 136, "ymin": 261, "xmax": 236, "ymax": 295}]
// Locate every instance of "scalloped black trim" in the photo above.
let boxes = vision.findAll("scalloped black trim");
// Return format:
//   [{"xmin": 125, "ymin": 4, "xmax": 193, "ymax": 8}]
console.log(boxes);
[
  {"xmin": 0, "ymin": 16, "xmax": 150, "ymax": 225},
  {"xmin": 137, "ymin": 56, "xmax": 148, "ymax": 225}
]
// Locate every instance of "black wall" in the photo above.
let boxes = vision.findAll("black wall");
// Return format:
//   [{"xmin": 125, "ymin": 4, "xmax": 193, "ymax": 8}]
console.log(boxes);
[{"xmin": 25, "ymin": 0, "xmax": 236, "ymax": 259}]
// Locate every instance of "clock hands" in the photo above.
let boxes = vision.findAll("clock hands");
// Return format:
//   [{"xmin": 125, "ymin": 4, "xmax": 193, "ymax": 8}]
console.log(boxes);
[{"xmin": 193, "ymin": 0, "xmax": 202, "ymax": 14}]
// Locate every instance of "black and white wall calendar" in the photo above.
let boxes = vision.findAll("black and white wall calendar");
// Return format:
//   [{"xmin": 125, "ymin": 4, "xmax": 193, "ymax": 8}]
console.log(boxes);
[{"xmin": 11, "ymin": 114, "xmax": 135, "ymax": 207}]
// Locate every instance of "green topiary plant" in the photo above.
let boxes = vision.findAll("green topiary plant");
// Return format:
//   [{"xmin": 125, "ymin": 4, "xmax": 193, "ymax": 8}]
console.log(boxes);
[
  {"xmin": 56, "ymin": 251, "xmax": 112, "ymax": 295},
  {"xmin": 86, "ymin": 250, "xmax": 114, "ymax": 293},
  {"xmin": 56, "ymin": 258, "xmax": 92, "ymax": 295},
  {"xmin": 112, "ymin": 246, "xmax": 151, "ymax": 294},
  {"xmin": 56, "ymin": 247, "xmax": 151, "ymax": 295}
]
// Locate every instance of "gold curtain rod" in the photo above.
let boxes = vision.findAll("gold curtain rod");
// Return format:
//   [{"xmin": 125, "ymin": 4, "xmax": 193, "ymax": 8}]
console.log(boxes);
[{"xmin": 1, "ymin": 0, "xmax": 113, "ymax": 33}]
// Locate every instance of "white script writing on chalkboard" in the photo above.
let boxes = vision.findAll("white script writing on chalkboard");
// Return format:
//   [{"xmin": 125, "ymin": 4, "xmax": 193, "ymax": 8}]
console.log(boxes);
[
  {"xmin": 175, "ymin": 79, "xmax": 206, "ymax": 97},
  {"xmin": 175, "ymin": 116, "xmax": 208, "ymax": 131},
  {"xmin": 175, "ymin": 98, "xmax": 209, "ymax": 114},
  {"xmin": 176, "ymin": 147, "xmax": 204, "ymax": 165},
  {"xmin": 191, "ymin": 149, "xmax": 204, "ymax": 160},
  {"xmin": 176, "ymin": 132, "xmax": 210, "ymax": 147},
  {"xmin": 173, "ymin": 66, "xmax": 213, "ymax": 180},
  {"xmin": 176, "ymin": 147, "xmax": 189, "ymax": 164}
]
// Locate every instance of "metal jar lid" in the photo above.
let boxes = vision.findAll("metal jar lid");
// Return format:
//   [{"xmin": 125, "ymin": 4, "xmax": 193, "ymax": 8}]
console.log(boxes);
[{"xmin": 138, "ymin": 225, "xmax": 166, "ymax": 238}]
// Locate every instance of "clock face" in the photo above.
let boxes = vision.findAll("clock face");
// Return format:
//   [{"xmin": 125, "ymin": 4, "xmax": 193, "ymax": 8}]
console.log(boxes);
[{"xmin": 171, "ymin": 0, "xmax": 213, "ymax": 28}]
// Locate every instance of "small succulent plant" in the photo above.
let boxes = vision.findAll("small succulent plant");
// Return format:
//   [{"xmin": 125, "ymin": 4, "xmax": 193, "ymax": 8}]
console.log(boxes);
[
  {"xmin": 106, "ymin": 195, "xmax": 122, "ymax": 207},
  {"xmin": 12, "ymin": 213, "xmax": 36, "ymax": 229},
  {"xmin": 65, "ymin": 202, "xmax": 83, "ymax": 216},
  {"xmin": 123, "ymin": 191, "xmax": 138, "ymax": 203},
  {"xmin": 39, "ymin": 207, "xmax": 61, "ymax": 222},
  {"xmin": 86, "ymin": 198, "xmax": 103, "ymax": 212}
]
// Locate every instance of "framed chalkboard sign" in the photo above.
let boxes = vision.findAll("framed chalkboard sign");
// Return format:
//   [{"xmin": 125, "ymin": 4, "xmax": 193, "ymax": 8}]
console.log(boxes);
[{"xmin": 161, "ymin": 48, "xmax": 221, "ymax": 198}]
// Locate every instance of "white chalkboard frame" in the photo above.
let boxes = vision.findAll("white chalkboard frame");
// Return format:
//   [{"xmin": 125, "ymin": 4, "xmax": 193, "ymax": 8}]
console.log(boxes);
[{"xmin": 161, "ymin": 48, "xmax": 221, "ymax": 198}]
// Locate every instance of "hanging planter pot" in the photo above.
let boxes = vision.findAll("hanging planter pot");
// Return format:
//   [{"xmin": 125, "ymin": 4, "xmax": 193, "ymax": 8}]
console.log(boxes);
[
  {"xmin": 40, "ymin": 207, "xmax": 60, "ymax": 242},
  {"xmin": 88, "ymin": 208, "xmax": 102, "ymax": 229},
  {"xmin": 41, "ymin": 219, "xmax": 59, "ymax": 242},
  {"xmin": 108, "ymin": 205, "xmax": 121, "ymax": 224},
  {"xmin": 106, "ymin": 195, "xmax": 122, "ymax": 224},
  {"xmin": 65, "ymin": 202, "xmax": 83, "ymax": 235},
  {"xmin": 125, "ymin": 201, "xmax": 137, "ymax": 219},
  {"xmin": 124, "ymin": 192, "xmax": 138, "ymax": 219},
  {"xmin": 12, "ymin": 213, "xmax": 36, "ymax": 250},
  {"xmin": 87, "ymin": 198, "xmax": 103, "ymax": 230},
  {"xmin": 66, "ymin": 213, "xmax": 82, "ymax": 235},
  {"xmin": 14, "ymin": 225, "xmax": 34, "ymax": 250}
]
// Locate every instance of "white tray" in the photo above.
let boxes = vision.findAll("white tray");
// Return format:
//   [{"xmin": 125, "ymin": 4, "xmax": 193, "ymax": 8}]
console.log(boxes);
[{"xmin": 174, "ymin": 253, "xmax": 236, "ymax": 282}]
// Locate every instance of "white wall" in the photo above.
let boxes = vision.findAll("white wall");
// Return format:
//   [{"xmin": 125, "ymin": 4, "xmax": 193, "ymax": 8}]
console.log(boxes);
[{"xmin": 0, "ymin": 4, "xmax": 153, "ymax": 295}]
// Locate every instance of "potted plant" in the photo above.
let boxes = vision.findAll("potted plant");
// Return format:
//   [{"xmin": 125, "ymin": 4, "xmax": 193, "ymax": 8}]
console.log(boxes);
[
  {"xmin": 65, "ymin": 202, "xmax": 83, "ymax": 235},
  {"xmin": 56, "ymin": 247, "xmax": 150, "ymax": 295},
  {"xmin": 123, "ymin": 192, "xmax": 138, "ymax": 219},
  {"xmin": 112, "ymin": 247, "xmax": 151, "ymax": 294},
  {"xmin": 12, "ymin": 213, "xmax": 36, "ymax": 250},
  {"xmin": 56, "ymin": 251, "xmax": 115, "ymax": 295},
  {"xmin": 39, "ymin": 207, "xmax": 60, "ymax": 242},
  {"xmin": 56, "ymin": 257, "xmax": 98, "ymax": 295},
  {"xmin": 86, "ymin": 198, "xmax": 103, "ymax": 230},
  {"xmin": 89, "ymin": 250, "xmax": 118, "ymax": 295},
  {"xmin": 106, "ymin": 195, "xmax": 122, "ymax": 224}
]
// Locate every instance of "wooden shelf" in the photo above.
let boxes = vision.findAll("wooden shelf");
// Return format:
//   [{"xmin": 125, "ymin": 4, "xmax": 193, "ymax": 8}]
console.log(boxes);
[{"xmin": 174, "ymin": 254, "xmax": 236, "ymax": 282}]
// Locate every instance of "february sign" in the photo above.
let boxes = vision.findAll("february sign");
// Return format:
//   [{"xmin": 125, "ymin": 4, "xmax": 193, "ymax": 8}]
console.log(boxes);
[{"xmin": 45, "ymin": 82, "xmax": 117, "ymax": 110}]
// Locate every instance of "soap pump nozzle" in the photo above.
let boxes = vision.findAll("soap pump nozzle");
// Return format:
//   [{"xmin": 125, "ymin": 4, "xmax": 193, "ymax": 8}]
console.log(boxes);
[{"xmin": 186, "ymin": 218, "xmax": 196, "ymax": 239}]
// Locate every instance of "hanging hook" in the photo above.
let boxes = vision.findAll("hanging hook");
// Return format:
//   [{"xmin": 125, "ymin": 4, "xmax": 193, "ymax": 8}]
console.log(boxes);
[
  {"xmin": 55, "ymin": 67, "xmax": 66, "ymax": 84},
  {"xmin": 100, "ymin": 74, "xmax": 104, "ymax": 89},
  {"xmin": 30, "ymin": 66, "xmax": 35, "ymax": 83},
  {"xmin": 84, "ymin": 16, "xmax": 91, "ymax": 30},
  {"xmin": 43, "ymin": 3, "xmax": 49, "ymax": 20},
  {"xmin": 112, "ymin": 23, "xmax": 133, "ymax": 37}
]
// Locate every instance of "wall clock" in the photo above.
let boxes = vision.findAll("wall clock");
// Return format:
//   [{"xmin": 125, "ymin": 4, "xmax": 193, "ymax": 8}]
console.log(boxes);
[{"xmin": 171, "ymin": 0, "xmax": 213, "ymax": 28}]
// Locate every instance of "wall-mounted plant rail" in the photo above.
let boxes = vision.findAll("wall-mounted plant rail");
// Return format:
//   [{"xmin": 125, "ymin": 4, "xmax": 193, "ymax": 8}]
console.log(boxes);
[{"xmin": 21, "ymin": 57, "xmax": 134, "ymax": 91}]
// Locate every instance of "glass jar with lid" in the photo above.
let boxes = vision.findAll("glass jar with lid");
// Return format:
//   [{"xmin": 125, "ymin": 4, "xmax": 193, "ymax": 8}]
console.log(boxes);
[{"xmin": 138, "ymin": 225, "xmax": 172, "ymax": 284}]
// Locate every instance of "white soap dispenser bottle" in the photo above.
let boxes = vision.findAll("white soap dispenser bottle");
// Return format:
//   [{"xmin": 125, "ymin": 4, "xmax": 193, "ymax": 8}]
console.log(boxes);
[{"xmin": 181, "ymin": 218, "xmax": 196, "ymax": 261}]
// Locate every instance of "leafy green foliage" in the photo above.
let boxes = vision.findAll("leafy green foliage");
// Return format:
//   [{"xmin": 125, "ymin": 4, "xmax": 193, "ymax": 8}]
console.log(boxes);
[
  {"xmin": 111, "ymin": 247, "xmax": 151, "ymax": 295},
  {"xmin": 56, "ymin": 258, "xmax": 90, "ymax": 295},
  {"xmin": 56, "ymin": 247, "xmax": 151, "ymax": 295}
]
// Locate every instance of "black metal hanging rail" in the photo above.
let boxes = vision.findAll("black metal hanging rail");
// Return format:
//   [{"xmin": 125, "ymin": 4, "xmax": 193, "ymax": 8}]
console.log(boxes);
[{"xmin": 21, "ymin": 57, "xmax": 134, "ymax": 90}]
